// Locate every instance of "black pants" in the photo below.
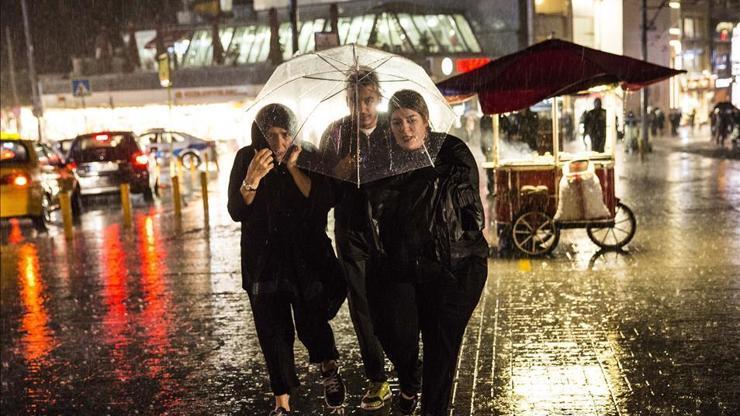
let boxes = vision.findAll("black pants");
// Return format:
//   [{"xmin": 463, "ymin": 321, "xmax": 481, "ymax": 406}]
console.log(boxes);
[
  {"xmin": 368, "ymin": 257, "xmax": 487, "ymax": 415},
  {"xmin": 335, "ymin": 226, "xmax": 387, "ymax": 382},
  {"xmin": 248, "ymin": 290, "xmax": 339, "ymax": 395}
]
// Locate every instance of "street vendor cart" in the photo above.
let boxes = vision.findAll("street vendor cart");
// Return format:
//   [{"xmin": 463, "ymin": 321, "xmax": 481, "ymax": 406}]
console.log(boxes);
[{"xmin": 437, "ymin": 39, "xmax": 684, "ymax": 256}]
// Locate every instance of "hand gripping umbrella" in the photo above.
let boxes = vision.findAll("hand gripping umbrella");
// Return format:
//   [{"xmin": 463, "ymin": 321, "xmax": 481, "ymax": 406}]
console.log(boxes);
[{"xmin": 245, "ymin": 44, "xmax": 457, "ymax": 185}]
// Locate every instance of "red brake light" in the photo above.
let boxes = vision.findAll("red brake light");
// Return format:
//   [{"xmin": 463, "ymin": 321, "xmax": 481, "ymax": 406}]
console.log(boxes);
[
  {"xmin": 66, "ymin": 161, "xmax": 77, "ymax": 170},
  {"xmin": 95, "ymin": 134, "xmax": 109, "ymax": 142},
  {"xmin": 13, "ymin": 174, "xmax": 29, "ymax": 187},
  {"xmin": 132, "ymin": 152, "xmax": 149, "ymax": 167}
]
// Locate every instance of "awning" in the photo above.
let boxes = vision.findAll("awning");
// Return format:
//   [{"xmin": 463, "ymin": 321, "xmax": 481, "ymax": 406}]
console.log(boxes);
[{"xmin": 436, "ymin": 38, "xmax": 686, "ymax": 114}]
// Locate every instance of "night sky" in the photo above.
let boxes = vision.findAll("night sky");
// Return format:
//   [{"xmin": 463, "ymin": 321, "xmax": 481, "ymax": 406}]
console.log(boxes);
[{"xmin": 1, "ymin": 0, "xmax": 181, "ymax": 74}]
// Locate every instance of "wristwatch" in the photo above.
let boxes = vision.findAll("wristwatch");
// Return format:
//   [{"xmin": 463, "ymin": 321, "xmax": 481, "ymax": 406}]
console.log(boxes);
[{"xmin": 241, "ymin": 179, "xmax": 258, "ymax": 193}]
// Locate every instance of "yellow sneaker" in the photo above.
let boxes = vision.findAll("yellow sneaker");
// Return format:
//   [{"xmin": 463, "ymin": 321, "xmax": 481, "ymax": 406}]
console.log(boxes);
[{"xmin": 360, "ymin": 381, "xmax": 391, "ymax": 411}]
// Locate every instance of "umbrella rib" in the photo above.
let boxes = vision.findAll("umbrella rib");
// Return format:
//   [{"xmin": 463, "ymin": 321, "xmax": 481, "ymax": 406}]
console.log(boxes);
[
  {"xmin": 314, "ymin": 50, "xmax": 354, "ymax": 70},
  {"xmin": 292, "ymin": 86, "xmax": 349, "ymax": 139},
  {"xmin": 314, "ymin": 51, "xmax": 350, "ymax": 73}
]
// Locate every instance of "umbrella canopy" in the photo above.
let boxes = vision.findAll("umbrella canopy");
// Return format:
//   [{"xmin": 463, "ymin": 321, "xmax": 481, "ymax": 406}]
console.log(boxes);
[
  {"xmin": 436, "ymin": 38, "xmax": 686, "ymax": 114},
  {"xmin": 246, "ymin": 44, "xmax": 456, "ymax": 185}
]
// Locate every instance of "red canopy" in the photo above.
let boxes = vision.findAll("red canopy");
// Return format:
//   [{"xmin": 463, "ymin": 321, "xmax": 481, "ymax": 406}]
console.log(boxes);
[{"xmin": 436, "ymin": 39, "xmax": 685, "ymax": 114}]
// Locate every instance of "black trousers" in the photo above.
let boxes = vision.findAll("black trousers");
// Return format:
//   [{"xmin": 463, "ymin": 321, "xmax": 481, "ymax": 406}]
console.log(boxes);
[
  {"xmin": 335, "ymin": 226, "xmax": 387, "ymax": 382},
  {"xmin": 368, "ymin": 257, "xmax": 487, "ymax": 415},
  {"xmin": 248, "ymin": 290, "xmax": 339, "ymax": 396}
]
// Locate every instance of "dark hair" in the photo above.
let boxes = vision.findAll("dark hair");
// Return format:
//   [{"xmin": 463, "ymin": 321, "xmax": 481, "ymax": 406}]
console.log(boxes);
[
  {"xmin": 346, "ymin": 68, "xmax": 380, "ymax": 100},
  {"xmin": 389, "ymin": 89, "xmax": 429, "ymax": 123},
  {"xmin": 256, "ymin": 103, "xmax": 297, "ymax": 137}
]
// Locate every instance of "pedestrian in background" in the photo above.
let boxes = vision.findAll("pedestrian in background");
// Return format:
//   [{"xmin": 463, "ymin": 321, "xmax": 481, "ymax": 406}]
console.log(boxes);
[
  {"xmin": 318, "ymin": 69, "xmax": 392, "ymax": 411},
  {"xmin": 228, "ymin": 104, "xmax": 346, "ymax": 416},
  {"xmin": 365, "ymin": 89, "xmax": 488, "ymax": 416},
  {"xmin": 669, "ymin": 109, "xmax": 681, "ymax": 136},
  {"xmin": 583, "ymin": 98, "xmax": 607, "ymax": 152}
]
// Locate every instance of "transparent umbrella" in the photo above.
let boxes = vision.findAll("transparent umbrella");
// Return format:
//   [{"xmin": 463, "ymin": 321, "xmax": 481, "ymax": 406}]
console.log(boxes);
[{"xmin": 245, "ymin": 44, "xmax": 457, "ymax": 185}]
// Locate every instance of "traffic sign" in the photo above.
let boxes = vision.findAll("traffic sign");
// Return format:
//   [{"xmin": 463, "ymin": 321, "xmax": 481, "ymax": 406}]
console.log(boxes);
[{"xmin": 72, "ymin": 79, "xmax": 91, "ymax": 97}]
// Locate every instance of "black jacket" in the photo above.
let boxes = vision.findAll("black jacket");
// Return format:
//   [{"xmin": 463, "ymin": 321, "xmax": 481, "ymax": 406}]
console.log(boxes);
[
  {"xmin": 366, "ymin": 134, "xmax": 488, "ymax": 282},
  {"xmin": 228, "ymin": 122, "xmax": 345, "ymax": 317},
  {"xmin": 319, "ymin": 114, "xmax": 391, "ymax": 234}
]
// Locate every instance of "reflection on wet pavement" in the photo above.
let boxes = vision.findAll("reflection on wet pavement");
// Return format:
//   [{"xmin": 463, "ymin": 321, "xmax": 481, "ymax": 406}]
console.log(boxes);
[{"xmin": 1, "ymin": 134, "xmax": 738, "ymax": 415}]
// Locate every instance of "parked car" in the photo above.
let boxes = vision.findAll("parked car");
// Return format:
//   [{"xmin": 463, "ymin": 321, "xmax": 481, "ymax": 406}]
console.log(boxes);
[
  {"xmin": 138, "ymin": 129, "xmax": 217, "ymax": 169},
  {"xmin": 1, "ymin": 131, "xmax": 82, "ymax": 231},
  {"xmin": 52, "ymin": 138, "xmax": 74, "ymax": 156},
  {"xmin": 66, "ymin": 131, "xmax": 154, "ymax": 201}
]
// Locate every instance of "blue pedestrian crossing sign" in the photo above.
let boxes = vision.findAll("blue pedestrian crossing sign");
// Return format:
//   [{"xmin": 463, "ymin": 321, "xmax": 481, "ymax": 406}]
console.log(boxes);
[{"xmin": 71, "ymin": 79, "xmax": 92, "ymax": 97}]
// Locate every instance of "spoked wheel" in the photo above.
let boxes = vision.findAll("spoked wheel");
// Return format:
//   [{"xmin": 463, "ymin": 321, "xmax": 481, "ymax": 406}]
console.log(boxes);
[
  {"xmin": 511, "ymin": 211, "xmax": 560, "ymax": 256},
  {"xmin": 586, "ymin": 202, "xmax": 636, "ymax": 249}
]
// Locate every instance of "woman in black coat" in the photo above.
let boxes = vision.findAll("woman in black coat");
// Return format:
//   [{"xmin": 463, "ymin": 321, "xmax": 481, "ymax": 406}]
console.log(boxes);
[
  {"xmin": 227, "ymin": 104, "xmax": 346, "ymax": 416},
  {"xmin": 366, "ymin": 90, "xmax": 488, "ymax": 416}
]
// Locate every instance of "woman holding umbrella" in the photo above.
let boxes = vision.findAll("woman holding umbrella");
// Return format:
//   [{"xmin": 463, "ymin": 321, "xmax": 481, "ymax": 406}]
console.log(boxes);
[
  {"xmin": 227, "ymin": 104, "xmax": 346, "ymax": 416},
  {"xmin": 366, "ymin": 90, "xmax": 488, "ymax": 416}
]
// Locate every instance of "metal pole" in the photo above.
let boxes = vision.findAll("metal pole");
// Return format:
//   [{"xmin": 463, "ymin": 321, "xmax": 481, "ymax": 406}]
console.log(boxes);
[
  {"xmin": 20, "ymin": 0, "xmax": 43, "ymax": 141},
  {"xmin": 641, "ymin": 0, "xmax": 649, "ymax": 161},
  {"xmin": 290, "ymin": 0, "xmax": 299, "ymax": 55},
  {"xmin": 5, "ymin": 26, "xmax": 20, "ymax": 106}
]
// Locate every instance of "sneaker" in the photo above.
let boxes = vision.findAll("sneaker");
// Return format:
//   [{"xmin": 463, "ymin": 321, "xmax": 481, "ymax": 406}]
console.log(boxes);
[
  {"xmin": 268, "ymin": 407, "xmax": 290, "ymax": 416},
  {"xmin": 360, "ymin": 381, "xmax": 391, "ymax": 410},
  {"xmin": 398, "ymin": 392, "xmax": 418, "ymax": 416},
  {"xmin": 321, "ymin": 366, "xmax": 346, "ymax": 409}
]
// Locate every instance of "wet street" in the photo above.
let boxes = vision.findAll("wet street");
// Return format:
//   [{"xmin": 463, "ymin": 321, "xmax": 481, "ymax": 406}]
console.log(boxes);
[{"xmin": 1, "ymin": 130, "xmax": 738, "ymax": 415}]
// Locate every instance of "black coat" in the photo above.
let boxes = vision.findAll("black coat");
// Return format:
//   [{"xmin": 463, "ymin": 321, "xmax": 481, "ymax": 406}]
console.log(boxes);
[
  {"xmin": 318, "ymin": 114, "xmax": 391, "ymax": 235},
  {"xmin": 366, "ymin": 134, "xmax": 488, "ymax": 282},
  {"xmin": 228, "ymin": 122, "xmax": 345, "ymax": 318}
]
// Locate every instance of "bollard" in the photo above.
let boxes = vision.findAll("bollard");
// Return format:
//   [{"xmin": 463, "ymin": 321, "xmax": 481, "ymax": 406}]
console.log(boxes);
[
  {"xmin": 172, "ymin": 174, "xmax": 182, "ymax": 218},
  {"xmin": 189, "ymin": 157, "xmax": 198, "ymax": 190},
  {"xmin": 120, "ymin": 183, "xmax": 132, "ymax": 228},
  {"xmin": 200, "ymin": 171, "xmax": 209, "ymax": 225},
  {"xmin": 59, "ymin": 191, "xmax": 74, "ymax": 240}
]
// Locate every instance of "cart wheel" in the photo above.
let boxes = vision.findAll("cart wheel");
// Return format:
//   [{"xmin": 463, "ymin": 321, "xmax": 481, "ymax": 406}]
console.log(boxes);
[
  {"xmin": 511, "ymin": 211, "xmax": 560, "ymax": 256},
  {"xmin": 586, "ymin": 202, "xmax": 636, "ymax": 249}
]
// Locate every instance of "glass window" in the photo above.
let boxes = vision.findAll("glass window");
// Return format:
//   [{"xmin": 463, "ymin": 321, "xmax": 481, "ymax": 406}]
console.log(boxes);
[
  {"xmin": 247, "ymin": 26, "xmax": 267, "ymax": 63},
  {"xmin": 684, "ymin": 18, "xmax": 696, "ymax": 39},
  {"xmin": 454, "ymin": 15, "xmax": 481, "ymax": 53},
  {"xmin": 337, "ymin": 17, "xmax": 352, "ymax": 44},
  {"xmin": 235, "ymin": 26, "xmax": 257, "ymax": 64},
  {"xmin": 279, "ymin": 22, "xmax": 293, "ymax": 60},
  {"xmin": 226, "ymin": 26, "xmax": 246, "ymax": 64},
  {"xmin": 299, "ymin": 19, "xmax": 326, "ymax": 53},
  {"xmin": 356, "ymin": 15, "xmax": 375, "ymax": 45},
  {"xmin": 0, "ymin": 141, "xmax": 29, "ymax": 164},
  {"xmin": 219, "ymin": 26, "xmax": 235, "ymax": 54},
  {"xmin": 346, "ymin": 16, "xmax": 365, "ymax": 44},
  {"xmin": 182, "ymin": 29, "xmax": 212, "ymax": 67},
  {"xmin": 397, "ymin": 13, "xmax": 422, "ymax": 49},
  {"xmin": 411, "ymin": 15, "xmax": 440, "ymax": 54},
  {"xmin": 254, "ymin": 26, "xmax": 272, "ymax": 62},
  {"xmin": 169, "ymin": 133, "xmax": 185, "ymax": 143},
  {"xmin": 376, "ymin": 13, "xmax": 414, "ymax": 53},
  {"xmin": 298, "ymin": 20, "xmax": 315, "ymax": 53}
]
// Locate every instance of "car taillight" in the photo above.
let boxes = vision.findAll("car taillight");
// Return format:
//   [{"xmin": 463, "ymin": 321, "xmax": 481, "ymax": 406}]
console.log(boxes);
[
  {"xmin": 66, "ymin": 161, "xmax": 77, "ymax": 170},
  {"xmin": 132, "ymin": 152, "xmax": 149, "ymax": 168},
  {"xmin": 95, "ymin": 134, "xmax": 109, "ymax": 142},
  {"xmin": 11, "ymin": 173, "xmax": 29, "ymax": 187}
]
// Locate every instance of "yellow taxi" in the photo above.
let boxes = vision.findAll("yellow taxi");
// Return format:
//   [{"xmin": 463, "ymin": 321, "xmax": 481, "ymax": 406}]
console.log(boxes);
[{"xmin": 0, "ymin": 132, "xmax": 81, "ymax": 231}]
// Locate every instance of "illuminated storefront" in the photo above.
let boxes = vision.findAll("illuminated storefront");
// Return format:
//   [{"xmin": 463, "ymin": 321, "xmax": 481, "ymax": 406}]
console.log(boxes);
[{"xmin": 34, "ymin": 3, "xmax": 483, "ymax": 144}]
